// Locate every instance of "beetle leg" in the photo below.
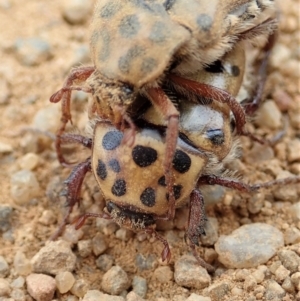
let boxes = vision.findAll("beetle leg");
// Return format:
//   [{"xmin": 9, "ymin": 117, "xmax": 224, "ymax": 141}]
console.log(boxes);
[
  {"xmin": 168, "ymin": 74, "xmax": 246, "ymax": 134},
  {"xmin": 50, "ymin": 158, "xmax": 91, "ymax": 240},
  {"xmin": 240, "ymin": 31, "xmax": 277, "ymax": 116},
  {"xmin": 144, "ymin": 228, "xmax": 171, "ymax": 263},
  {"xmin": 197, "ymin": 174, "xmax": 300, "ymax": 192},
  {"xmin": 74, "ymin": 212, "xmax": 112, "ymax": 229},
  {"xmin": 50, "ymin": 66, "xmax": 95, "ymax": 166},
  {"xmin": 146, "ymin": 87, "xmax": 179, "ymax": 220},
  {"xmin": 186, "ymin": 189, "xmax": 215, "ymax": 273}
]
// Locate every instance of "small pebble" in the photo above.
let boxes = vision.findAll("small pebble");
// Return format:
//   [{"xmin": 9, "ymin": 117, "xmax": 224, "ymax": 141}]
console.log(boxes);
[
  {"xmin": 10, "ymin": 276, "xmax": 25, "ymax": 289},
  {"xmin": 255, "ymin": 100, "xmax": 282, "ymax": 129},
  {"xmin": 215, "ymin": 223, "xmax": 284, "ymax": 268},
  {"xmin": 200, "ymin": 217, "xmax": 219, "ymax": 247},
  {"xmin": 32, "ymin": 106, "xmax": 60, "ymax": 132},
  {"xmin": 0, "ymin": 278, "xmax": 11, "ymax": 297},
  {"xmin": 135, "ymin": 254, "xmax": 158, "ymax": 271},
  {"xmin": 26, "ymin": 273, "xmax": 56, "ymax": 301},
  {"xmin": 101, "ymin": 266, "xmax": 130, "ymax": 295},
  {"xmin": 287, "ymin": 139, "xmax": 300, "ymax": 162},
  {"xmin": 62, "ymin": 224, "xmax": 84, "ymax": 245},
  {"xmin": 96, "ymin": 254, "xmax": 114, "ymax": 272},
  {"xmin": 281, "ymin": 277, "xmax": 295, "ymax": 294},
  {"xmin": 153, "ymin": 266, "xmax": 173, "ymax": 283},
  {"xmin": 96, "ymin": 218, "xmax": 119, "ymax": 235},
  {"xmin": 0, "ymin": 204, "xmax": 13, "ymax": 232},
  {"xmin": 202, "ymin": 186, "xmax": 226, "ymax": 206},
  {"xmin": 288, "ymin": 202, "xmax": 300, "ymax": 222},
  {"xmin": 115, "ymin": 228, "xmax": 134, "ymax": 242},
  {"xmin": 38, "ymin": 210, "xmax": 57, "ymax": 226},
  {"xmin": 61, "ymin": 0, "xmax": 93, "ymax": 25},
  {"xmin": 284, "ymin": 227, "xmax": 300, "ymax": 245},
  {"xmin": 245, "ymin": 143, "xmax": 274, "ymax": 163},
  {"xmin": 265, "ymin": 280, "xmax": 286, "ymax": 300},
  {"xmin": 0, "ymin": 256, "xmax": 9, "ymax": 277},
  {"xmin": 14, "ymin": 37, "xmax": 52, "ymax": 66},
  {"xmin": 174, "ymin": 255, "xmax": 211, "ymax": 289},
  {"xmin": 274, "ymin": 265, "xmax": 290, "ymax": 283},
  {"xmin": 92, "ymin": 233, "xmax": 108, "ymax": 256},
  {"xmin": 82, "ymin": 290, "xmax": 125, "ymax": 301},
  {"xmin": 126, "ymin": 291, "xmax": 145, "ymax": 301},
  {"xmin": 278, "ymin": 249, "xmax": 300, "ymax": 273},
  {"xmin": 55, "ymin": 271, "xmax": 75, "ymax": 294},
  {"xmin": 132, "ymin": 276, "xmax": 147, "ymax": 299},
  {"xmin": 207, "ymin": 282, "xmax": 230, "ymax": 301},
  {"xmin": 10, "ymin": 170, "xmax": 40, "ymax": 205},
  {"xmin": 251, "ymin": 268, "xmax": 265, "ymax": 284},
  {"xmin": 70, "ymin": 279, "xmax": 88, "ymax": 298},
  {"xmin": 31, "ymin": 240, "xmax": 76, "ymax": 275},
  {"xmin": 14, "ymin": 251, "xmax": 32, "ymax": 276},
  {"xmin": 291, "ymin": 272, "xmax": 300, "ymax": 291},
  {"xmin": 0, "ymin": 141, "xmax": 13, "ymax": 154},
  {"xmin": 186, "ymin": 294, "xmax": 211, "ymax": 301},
  {"xmin": 243, "ymin": 275, "xmax": 257, "ymax": 291},
  {"xmin": 273, "ymin": 171, "xmax": 298, "ymax": 202},
  {"xmin": 77, "ymin": 239, "xmax": 92, "ymax": 258},
  {"xmin": 18, "ymin": 153, "xmax": 39, "ymax": 170},
  {"xmin": 10, "ymin": 288, "xmax": 26, "ymax": 301}
]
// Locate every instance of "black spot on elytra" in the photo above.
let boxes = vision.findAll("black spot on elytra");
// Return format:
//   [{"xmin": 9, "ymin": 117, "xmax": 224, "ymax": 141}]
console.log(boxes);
[
  {"xmin": 132, "ymin": 145, "xmax": 158, "ymax": 167},
  {"xmin": 119, "ymin": 45, "xmax": 144, "ymax": 74},
  {"xmin": 119, "ymin": 14, "xmax": 141, "ymax": 38},
  {"xmin": 149, "ymin": 21, "xmax": 168, "ymax": 43},
  {"xmin": 141, "ymin": 57, "xmax": 157, "ymax": 75},
  {"xmin": 172, "ymin": 150, "xmax": 191, "ymax": 173},
  {"xmin": 140, "ymin": 187, "xmax": 156, "ymax": 207},
  {"xmin": 111, "ymin": 179, "xmax": 126, "ymax": 197},
  {"xmin": 231, "ymin": 65, "xmax": 240, "ymax": 77},
  {"xmin": 204, "ymin": 60, "xmax": 224, "ymax": 73},
  {"xmin": 166, "ymin": 184, "xmax": 183, "ymax": 201},
  {"xmin": 108, "ymin": 159, "xmax": 121, "ymax": 173},
  {"xmin": 99, "ymin": 2, "xmax": 121, "ymax": 18},
  {"xmin": 158, "ymin": 176, "xmax": 166, "ymax": 186},
  {"xmin": 102, "ymin": 130, "xmax": 123, "ymax": 150},
  {"xmin": 206, "ymin": 129, "xmax": 225, "ymax": 145},
  {"xmin": 196, "ymin": 14, "xmax": 213, "ymax": 31},
  {"xmin": 96, "ymin": 160, "xmax": 107, "ymax": 180}
]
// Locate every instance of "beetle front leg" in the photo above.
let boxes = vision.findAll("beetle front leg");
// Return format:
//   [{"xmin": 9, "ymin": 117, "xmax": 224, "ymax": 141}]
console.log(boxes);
[
  {"xmin": 186, "ymin": 189, "xmax": 215, "ymax": 273},
  {"xmin": 146, "ymin": 87, "xmax": 179, "ymax": 220},
  {"xmin": 50, "ymin": 157, "xmax": 92, "ymax": 240},
  {"xmin": 197, "ymin": 174, "xmax": 300, "ymax": 192},
  {"xmin": 50, "ymin": 66, "xmax": 95, "ymax": 166},
  {"xmin": 168, "ymin": 74, "xmax": 246, "ymax": 135}
]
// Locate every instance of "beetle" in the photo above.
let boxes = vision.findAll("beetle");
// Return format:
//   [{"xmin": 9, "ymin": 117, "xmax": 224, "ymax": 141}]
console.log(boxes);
[{"xmin": 50, "ymin": 0, "xmax": 278, "ymax": 218}]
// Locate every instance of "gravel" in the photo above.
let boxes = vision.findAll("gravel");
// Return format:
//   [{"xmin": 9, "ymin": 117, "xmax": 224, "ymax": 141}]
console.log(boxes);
[
  {"xmin": 0, "ymin": 205, "xmax": 13, "ymax": 232},
  {"xmin": 215, "ymin": 223, "xmax": 284, "ymax": 268},
  {"xmin": 55, "ymin": 271, "xmax": 75, "ymax": 294}
]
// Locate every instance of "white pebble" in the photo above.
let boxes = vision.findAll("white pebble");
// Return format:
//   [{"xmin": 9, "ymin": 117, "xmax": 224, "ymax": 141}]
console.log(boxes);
[
  {"xmin": 18, "ymin": 153, "xmax": 39, "ymax": 170},
  {"xmin": 32, "ymin": 106, "xmax": 60, "ymax": 132},
  {"xmin": 26, "ymin": 273, "xmax": 56, "ymax": 301},
  {"xmin": 14, "ymin": 252, "xmax": 32, "ymax": 276},
  {"xmin": 255, "ymin": 100, "xmax": 282, "ymax": 129},
  {"xmin": 0, "ymin": 255, "xmax": 9, "ymax": 277},
  {"xmin": 0, "ymin": 278, "xmax": 11, "ymax": 296},
  {"xmin": 55, "ymin": 271, "xmax": 75, "ymax": 294},
  {"xmin": 61, "ymin": 0, "xmax": 93, "ymax": 25},
  {"xmin": 0, "ymin": 141, "xmax": 13, "ymax": 154},
  {"xmin": 10, "ymin": 170, "xmax": 40, "ymax": 205}
]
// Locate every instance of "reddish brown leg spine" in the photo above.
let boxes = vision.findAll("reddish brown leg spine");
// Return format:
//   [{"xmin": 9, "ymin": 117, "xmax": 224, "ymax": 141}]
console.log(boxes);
[
  {"xmin": 50, "ymin": 66, "xmax": 95, "ymax": 166},
  {"xmin": 187, "ymin": 189, "xmax": 215, "ymax": 273},
  {"xmin": 198, "ymin": 174, "xmax": 300, "ymax": 192},
  {"xmin": 146, "ymin": 87, "xmax": 179, "ymax": 220},
  {"xmin": 50, "ymin": 158, "xmax": 91, "ymax": 240}
]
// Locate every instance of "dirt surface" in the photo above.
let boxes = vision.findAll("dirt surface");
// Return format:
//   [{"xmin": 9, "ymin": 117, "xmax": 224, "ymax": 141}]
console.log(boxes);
[{"xmin": 0, "ymin": 1, "xmax": 299, "ymax": 301}]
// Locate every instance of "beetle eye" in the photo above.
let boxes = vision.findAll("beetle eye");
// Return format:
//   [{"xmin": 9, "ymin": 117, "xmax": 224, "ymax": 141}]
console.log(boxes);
[
  {"xmin": 230, "ymin": 118, "xmax": 236, "ymax": 133},
  {"xmin": 122, "ymin": 85, "xmax": 133, "ymax": 96},
  {"xmin": 206, "ymin": 129, "xmax": 225, "ymax": 145}
]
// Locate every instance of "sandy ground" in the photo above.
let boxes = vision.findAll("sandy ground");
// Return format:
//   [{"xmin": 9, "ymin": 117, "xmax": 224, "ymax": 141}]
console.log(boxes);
[{"xmin": 0, "ymin": 1, "xmax": 299, "ymax": 300}]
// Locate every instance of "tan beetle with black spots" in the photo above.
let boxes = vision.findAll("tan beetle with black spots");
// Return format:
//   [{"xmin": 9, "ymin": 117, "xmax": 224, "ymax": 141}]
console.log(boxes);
[
  {"xmin": 50, "ymin": 44, "xmax": 300, "ymax": 273},
  {"xmin": 50, "ymin": 0, "xmax": 278, "ymax": 220}
]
